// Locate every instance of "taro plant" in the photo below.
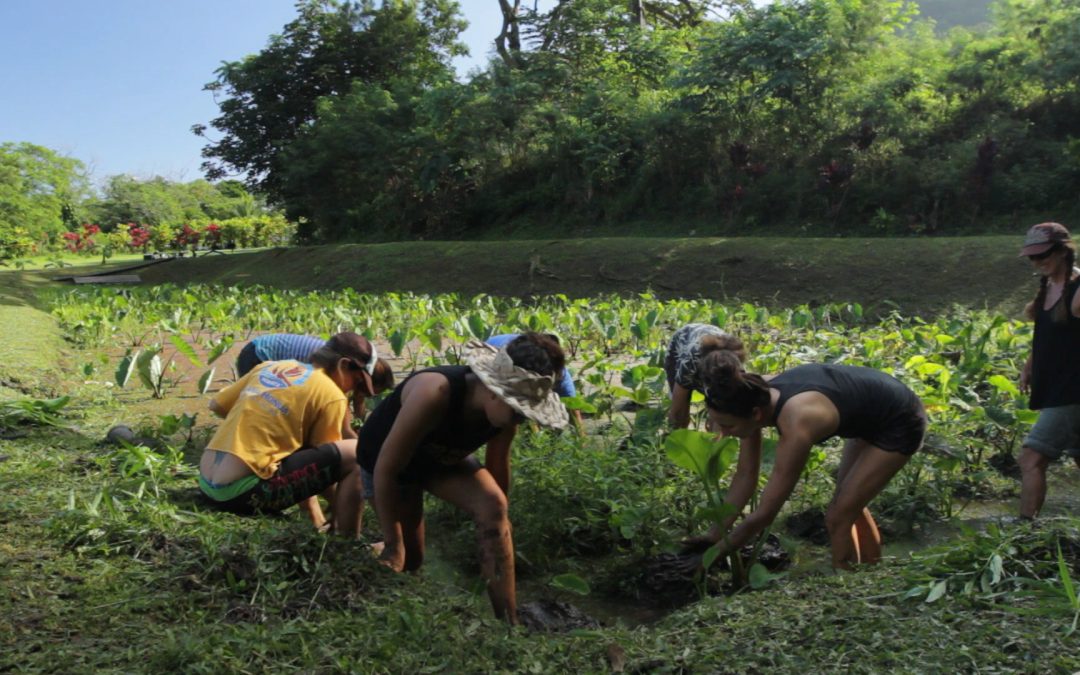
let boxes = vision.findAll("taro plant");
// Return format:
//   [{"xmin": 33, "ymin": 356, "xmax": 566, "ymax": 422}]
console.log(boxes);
[{"xmin": 664, "ymin": 430, "xmax": 739, "ymax": 573}]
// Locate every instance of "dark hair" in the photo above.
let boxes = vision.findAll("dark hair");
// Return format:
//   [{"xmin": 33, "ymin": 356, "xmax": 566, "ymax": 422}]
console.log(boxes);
[
  {"xmin": 311, "ymin": 334, "xmax": 395, "ymax": 417},
  {"xmin": 506, "ymin": 332, "xmax": 565, "ymax": 378},
  {"xmin": 1025, "ymin": 240, "xmax": 1078, "ymax": 323},
  {"xmin": 699, "ymin": 350, "xmax": 770, "ymax": 418},
  {"xmin": 698, "ymin": 333, "xmax": 747, "ymax": 362}
]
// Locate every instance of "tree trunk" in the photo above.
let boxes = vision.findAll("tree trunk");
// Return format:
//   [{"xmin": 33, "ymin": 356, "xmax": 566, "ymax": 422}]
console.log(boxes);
[{"xmin": 496, "ymin": 0, "xmax": 522, "ymax": 68}]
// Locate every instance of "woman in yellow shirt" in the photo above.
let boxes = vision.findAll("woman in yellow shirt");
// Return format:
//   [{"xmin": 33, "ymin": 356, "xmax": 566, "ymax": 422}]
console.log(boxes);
[{"xmin": 197, "ymin": 332, "xmax": 393, "ymax": 536}]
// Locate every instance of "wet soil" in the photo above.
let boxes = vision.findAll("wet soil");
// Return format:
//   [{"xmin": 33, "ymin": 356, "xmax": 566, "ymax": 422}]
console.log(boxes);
[
  {"xmin": 518, "ymin": 599, "xmax": 602, "ymax": 633},
  {"xmin": 620, "ymin": 535, "xmax": 792, "ymax": 610}
]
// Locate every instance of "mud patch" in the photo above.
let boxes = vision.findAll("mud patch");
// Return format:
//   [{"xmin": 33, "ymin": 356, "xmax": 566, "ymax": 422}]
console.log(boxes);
[
  {"xmin": 519, "ymin": 599, "xmax": 601, "ymax": 632},
  {"xmin": 785, "ymin": 508, "xmax": 829, "ymax": 545},
  {"xmin": 623, "ymin": 535, "xmax": 792, "ymax": 609}
]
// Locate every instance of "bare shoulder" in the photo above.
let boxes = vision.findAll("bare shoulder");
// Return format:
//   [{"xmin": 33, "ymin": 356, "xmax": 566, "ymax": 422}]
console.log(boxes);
[
  {"xmin": 778, "ymin": 391, "xmax": 839, "ymax": 443},
  {"xmin": 400, "ymin": 372, "xmax": 451, "ymax": 410}
]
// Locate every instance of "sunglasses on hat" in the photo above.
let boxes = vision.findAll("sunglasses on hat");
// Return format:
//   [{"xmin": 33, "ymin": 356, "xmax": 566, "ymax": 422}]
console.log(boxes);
[{"xmin": 1028, "ymin": 247, "xmax": 1057, "ymax": 261}]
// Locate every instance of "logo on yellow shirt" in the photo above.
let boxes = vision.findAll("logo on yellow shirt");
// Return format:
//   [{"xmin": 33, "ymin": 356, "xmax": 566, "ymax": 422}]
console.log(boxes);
[{"xmin": 258, "ymin": 362, "xmax": 314, "ymax": 390}]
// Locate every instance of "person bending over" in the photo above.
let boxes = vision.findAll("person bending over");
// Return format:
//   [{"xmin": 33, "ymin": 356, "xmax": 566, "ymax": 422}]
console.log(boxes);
[
  {"xmin": 359, "ymin": 333, "xmax": 568, "ymax": 624},
  {"xmin": 686, "ymin": 353, "xmax": 926, "ymax": 570},
  {"xmin": 198, "ymin": 332, "xmax": 392, "ymax": 535},
  {"xmin": 664, "ymin": 324, "xmax": 746, "ymax": 429}
]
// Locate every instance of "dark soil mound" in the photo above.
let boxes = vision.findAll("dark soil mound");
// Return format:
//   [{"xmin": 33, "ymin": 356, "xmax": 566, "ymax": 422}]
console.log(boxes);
[{"xmin": 519, "ymin": 599, "xmax": 601, "ymax": 632}]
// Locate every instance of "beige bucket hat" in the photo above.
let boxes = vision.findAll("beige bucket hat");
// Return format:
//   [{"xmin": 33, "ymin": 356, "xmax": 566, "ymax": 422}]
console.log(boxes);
[{"xmin": 463, "ymin": 340, "xmax": 569, "ymax": 430}]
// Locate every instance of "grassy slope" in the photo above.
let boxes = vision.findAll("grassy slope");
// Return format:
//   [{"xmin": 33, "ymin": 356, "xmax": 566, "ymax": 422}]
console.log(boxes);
[
  {"xmin": 0, "ymin": 267, "xmax": 66, "ymax": 399},
  {"xmin": 128, "ymin": 236, "xmax": 1033, "ymax": 318}
]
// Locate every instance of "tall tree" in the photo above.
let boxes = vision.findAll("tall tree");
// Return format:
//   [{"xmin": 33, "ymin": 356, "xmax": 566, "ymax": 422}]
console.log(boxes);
[
  {"xmin": 0, "ymin": 142, "xmax": 90, "ymax": 243},
  {"xmin": 195, "ymin": 0, "xmax": 466, "ymax": 202}
]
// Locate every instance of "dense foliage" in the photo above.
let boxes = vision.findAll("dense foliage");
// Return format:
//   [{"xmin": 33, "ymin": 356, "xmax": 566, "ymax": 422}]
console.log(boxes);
[
  {"xmin": 0, "ymin": 152, "xmax": 293, "ymax": 261},
  {"xmin": 198, "ymin": 0, "xmax": 1080, "ymax": 240}
]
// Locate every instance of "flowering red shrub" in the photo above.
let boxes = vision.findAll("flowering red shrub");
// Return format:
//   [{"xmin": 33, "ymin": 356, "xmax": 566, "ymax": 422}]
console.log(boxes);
[
  {"xmin": 203, "ymin": 223, "xmax": 222, "ymax": 249},
  {"xmin": 127, "ymin": 224, "xmax": 150, "ymax": 251},
  {"xmin": 173, "ymin": 223, "xmax": 201, "ymax": 251},
  {"xmin": 62, "ymin": 223, "xmax": 101, "ymax": 253}
]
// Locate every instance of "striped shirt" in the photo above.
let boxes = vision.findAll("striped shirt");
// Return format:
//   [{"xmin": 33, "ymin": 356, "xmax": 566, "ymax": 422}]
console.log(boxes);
[{"xmin": 251, "ymin": 334, "xmax": 326, "ymax": 364}]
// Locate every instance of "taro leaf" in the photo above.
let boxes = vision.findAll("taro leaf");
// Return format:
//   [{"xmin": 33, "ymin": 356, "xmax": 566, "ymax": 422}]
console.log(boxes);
[
  {"xmin": 1015, "ymin": 409, "xmax": 1039, "ymax": 424},
  {"xmin": 702, "ymin": 545, "xmax": 722, "ymax": 571},
  {"xmin": 169, "ymin": 335, "xmax": 203, "ymax": 368},
  {"xmin": 205, "ymin": 336, "xmax": 233, "ymax": 365},
  {"xmin": 984, "ymin": 405, "xmax": 1015, "ymax": 426},
  {"xmin": 925, "ymin": 580, "xmax": 948, "ymax": 603},
  {"xmin": 697, "ymin": 504, "xmax": 739, "ymax": 525},
  {"xmin": 467, "ymin": 314, "xmax": 489, "ymax": 340},
  {"xmin": 390, "ymin": 330, "xmax": 407, "ymax": 357},
  {"xmin": 748, "ymin": 563, "xmax": 783, "ymax": 589},
  {"xmin": 987, "ymin": 375, "xmax": 1019, "ymax": 397},
  {"xmin": 550, "ymin": 573, "xmax": 590, "ymax": 596},
  {"xmin": 561, "ymin": 396, "xmax": 597, "ymax": 414},
  {"xmin": 136, "ymin": 350, "xmax": 163, "ymax": 395},
  {"xmin": 198, "ymin": 368, "xmax": 215, "ymax": 395},
  {"xmin": 116, "ymin": 351, "xmax": 139, "ymax": 388},
  {"xmin": 664, "ymin": 430, "xmax": 738, "ymax": 484}
]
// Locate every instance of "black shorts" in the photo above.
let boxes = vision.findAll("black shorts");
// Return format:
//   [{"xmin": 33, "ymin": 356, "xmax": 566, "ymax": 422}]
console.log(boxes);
[
  {"xmin": 865, "ymin": 399, "xmax": 928, "ymax": 456},
  {"xmin": 212, "ymin": 443, "xmax": 343, "ymax": 515}
]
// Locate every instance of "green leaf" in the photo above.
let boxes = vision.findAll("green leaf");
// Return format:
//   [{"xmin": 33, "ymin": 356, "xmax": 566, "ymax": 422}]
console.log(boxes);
[
  {"xmin": 467, "ymin": 314, "xmax": 489, "ymax": 340},
  {"xmin": 169, "ymin": 335, "xmax": 203, "ymax": 368},
  {"xmin": 748, "ymin": 563, "xmax": 782, "ymax": 589},
  {"xmin": 925, "ymin": 580, "xmax": 948, "ymax": 603},
  {"xmin": 664, "ymin": 429, "xmax": 737, "ymax": 479},
  {"xmin": 198, "ymin": 368, "xmax": 215, "ymax": 395},
  {"xmin": 987, "ymin": 375, "xmax": 1019, "ymax": 397},
  {"xmin": 550, "ymin": 573, "xmax": 590, "ymax": 596},
  {"xmin": 205, "ymin": 337, "xmax": 233, "ymax": 365},
  {"xmin": 561, "ymin": 396, "xmax": 597, "ymax": 414},
  {"xmin": 389, "ymin": 330, "xmax": 407, "ymax": 357},
  {"xmin": 702, "ymin": 546, "xmax": 722, "ymax": 571},
  {"xmin": 116, "ymin": 351, "xmax": 138, "ymax": 388}
]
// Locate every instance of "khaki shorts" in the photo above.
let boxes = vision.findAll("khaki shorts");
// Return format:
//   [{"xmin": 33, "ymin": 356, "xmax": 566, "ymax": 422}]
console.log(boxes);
[{"xmin": 1025, "ymin": 404, "xmax": 1080, "ymax": 460}]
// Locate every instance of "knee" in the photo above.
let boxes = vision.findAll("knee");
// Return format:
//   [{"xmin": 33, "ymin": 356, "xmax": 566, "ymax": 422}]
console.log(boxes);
[
  {"xmin": 1018, "ymin": 447, "xmax": 1049, "ymax": 475},
  {"xmin": 472, "ymin": 491, "xmax": 510, "ymax": 529}
]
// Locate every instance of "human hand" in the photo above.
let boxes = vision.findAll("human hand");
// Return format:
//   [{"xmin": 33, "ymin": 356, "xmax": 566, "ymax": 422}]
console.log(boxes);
[
  {"xmin": 1019, "ymin": 366, "xmax": 1031, "ymax": 394},
  {"xmin": 679, "ymin": 534, "xmax": 717, "ymax": 555}
]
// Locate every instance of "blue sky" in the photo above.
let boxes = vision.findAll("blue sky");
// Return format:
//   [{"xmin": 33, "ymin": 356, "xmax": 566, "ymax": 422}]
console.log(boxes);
[{"xmin": 0, "ymin": 0, "xmax": 519, "ymax": 185}]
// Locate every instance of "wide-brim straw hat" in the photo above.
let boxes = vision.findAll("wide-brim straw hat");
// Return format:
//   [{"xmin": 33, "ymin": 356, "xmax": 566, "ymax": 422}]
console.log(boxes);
[{"xmin": 463, "ymin": 340, "xmax": 568, "ymax": 430}]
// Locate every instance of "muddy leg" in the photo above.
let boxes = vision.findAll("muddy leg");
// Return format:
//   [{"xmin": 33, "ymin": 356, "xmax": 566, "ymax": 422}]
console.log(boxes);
[{"xmin": 427, "ymin": 467, "xmax": 517, "ymax": 624}]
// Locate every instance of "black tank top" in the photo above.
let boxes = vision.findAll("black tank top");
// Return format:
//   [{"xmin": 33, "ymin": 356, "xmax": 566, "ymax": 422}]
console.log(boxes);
[
  {"xmin": 1030, "ymin": 278, "xmax": 1080, "ymax": 409},
  {"xmin": 358, "ymin": 366, "xmax": 501, "ymax": 478},
  {"xmin": 770, "ymin": 364, "xmax": 920, "ymax": 442}
]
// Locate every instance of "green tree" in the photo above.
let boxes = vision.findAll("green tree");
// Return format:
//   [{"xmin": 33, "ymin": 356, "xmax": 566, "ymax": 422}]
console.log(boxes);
[
  {"xmin": 0, "ymin": 142, "xmax": 90, "ymax": 247},
  {"xmin": 195, "ymin": 0, "xmax": 466, "ymax": 203}
]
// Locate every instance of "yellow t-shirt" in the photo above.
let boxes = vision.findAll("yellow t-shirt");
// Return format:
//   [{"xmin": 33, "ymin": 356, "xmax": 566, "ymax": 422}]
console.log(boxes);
[{"xmin": 208, "ymin": 360, "xmax": 347, "ymax": 479}]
